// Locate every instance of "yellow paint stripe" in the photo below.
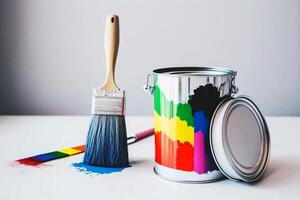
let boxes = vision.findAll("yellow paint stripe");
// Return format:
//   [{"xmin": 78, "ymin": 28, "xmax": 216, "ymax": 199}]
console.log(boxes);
[
  {"xmin": 59, "ymin": 148, "xmax": 81, "ymax": 155},
  {"xmin": 154, "ymin": 111, "xmax": 194, "ymax": 145}
]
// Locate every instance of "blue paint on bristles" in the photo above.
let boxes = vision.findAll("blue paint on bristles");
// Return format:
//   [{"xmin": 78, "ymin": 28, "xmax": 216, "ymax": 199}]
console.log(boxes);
[{"xmin": 83, "ymin": 115, "xmax": 129, "ymax": 167}]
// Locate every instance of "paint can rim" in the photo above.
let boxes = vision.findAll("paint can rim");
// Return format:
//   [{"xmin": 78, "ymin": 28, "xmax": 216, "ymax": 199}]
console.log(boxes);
[{"xmin": 152, "ymin": 66, "xmax": 236, "ymax": 77}]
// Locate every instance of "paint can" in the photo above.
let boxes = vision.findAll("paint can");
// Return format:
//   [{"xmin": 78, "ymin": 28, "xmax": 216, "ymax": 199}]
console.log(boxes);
[{"xmin": 144, "ymin": 67, "xmax": 270, "ymax": 183}]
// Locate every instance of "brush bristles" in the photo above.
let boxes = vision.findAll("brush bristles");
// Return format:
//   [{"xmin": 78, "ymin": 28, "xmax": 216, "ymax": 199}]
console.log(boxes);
[{"xmin": 83, "ymin": 115, "xmax": 129, "ymax": 167}]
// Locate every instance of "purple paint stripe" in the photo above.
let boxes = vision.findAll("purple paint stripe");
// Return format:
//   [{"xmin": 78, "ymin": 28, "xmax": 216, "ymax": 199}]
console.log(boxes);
[{"xmin": 194, "ymin": 131, "xmax": 206, "ymax": 174}]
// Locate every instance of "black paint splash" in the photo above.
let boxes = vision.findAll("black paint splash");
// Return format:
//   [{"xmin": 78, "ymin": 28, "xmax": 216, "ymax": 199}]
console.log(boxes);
[
  {"xmin": 189, "ymin": 84, "xmax": 229, "ymax": 173},
  {"xmin": 189, "ymin": 84, "xmax": 228, "ymax": 119}
]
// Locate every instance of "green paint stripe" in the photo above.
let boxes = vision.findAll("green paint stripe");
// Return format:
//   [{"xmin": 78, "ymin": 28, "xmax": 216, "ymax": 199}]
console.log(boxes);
[
  {"xmin": 47, "ymin": 151, "xmax": 69, "ymax": 158},
  {"xmin": 154, "ymin": 85, "xmax": 194, "ymax": 127},
  {"xmin": 177, "ymin": 103, "xmax": 194, "ymax": 127}
]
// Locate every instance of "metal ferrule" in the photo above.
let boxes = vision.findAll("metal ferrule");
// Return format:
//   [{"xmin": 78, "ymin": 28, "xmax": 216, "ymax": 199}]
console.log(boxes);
[
  {"xmin": 91, "ymin": 89, "xmax": 125, "ymax": 116},
  {"xmin": 127, "ymin": 136, "xmax": 137, "ymax": 145}
]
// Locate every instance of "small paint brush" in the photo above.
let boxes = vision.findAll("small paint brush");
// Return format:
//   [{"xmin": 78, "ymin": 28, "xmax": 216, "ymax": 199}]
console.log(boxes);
[
  {"xmin": 127, "ymin": 128, "xmax": 154, "ymax": 145},
  {"xmin": 83, "ymin": 14, "xmax": 128, "ymax": 167},
  {"xmin": 15, "ymin": 129, "xmax": 154, "ymax": 166}
]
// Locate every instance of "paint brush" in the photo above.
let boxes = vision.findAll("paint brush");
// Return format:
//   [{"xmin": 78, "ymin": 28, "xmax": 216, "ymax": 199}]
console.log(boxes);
[
  {"xmin": 83, "ymin": 14, "xmax": 129, "ymax": 167},
  {"xmin": 15, "ymin": 128, "xmax": 154, "ymax": 166},
  {"xmin": 127, "ymin": 128, "xmax": 154, "ymax": 144}
]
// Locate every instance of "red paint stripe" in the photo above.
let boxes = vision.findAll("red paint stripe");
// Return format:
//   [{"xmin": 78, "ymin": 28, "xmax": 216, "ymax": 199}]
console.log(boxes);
[
  {"xmin": 155, "ymin": 131, "xmax": 194, "ymax": 171},
  {"xmin": 16, "ymin": 158, "xmax": 42, "ymax": 166}
]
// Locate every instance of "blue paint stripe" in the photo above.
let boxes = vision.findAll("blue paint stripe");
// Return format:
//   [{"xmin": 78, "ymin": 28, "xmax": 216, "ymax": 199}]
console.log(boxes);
[
  {"xmin": 32, "ymin": 154, "xmax": 56, "ymax": 162},
  {"xmin": 193, "ymin": 111, "xmax": 209, "ymax": 134}
]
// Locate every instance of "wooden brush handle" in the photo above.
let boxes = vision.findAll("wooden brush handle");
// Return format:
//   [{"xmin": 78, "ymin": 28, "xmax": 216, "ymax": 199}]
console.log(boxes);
[{"xmin": 100, "ymin": 14, "xmax": 120, "ymax": 91}]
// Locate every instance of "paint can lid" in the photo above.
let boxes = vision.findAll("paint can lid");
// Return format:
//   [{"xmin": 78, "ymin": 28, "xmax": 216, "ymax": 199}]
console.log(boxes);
[{"xmin": 210, "ymin": 96, "xmax": 270, "ymax": 182}]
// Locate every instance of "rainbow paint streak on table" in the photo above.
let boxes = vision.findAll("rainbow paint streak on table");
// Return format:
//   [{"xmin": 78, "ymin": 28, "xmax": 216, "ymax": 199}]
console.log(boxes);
[{"xmin": 16, "ymin": 145, "xmax": 85, "ymax": 166}]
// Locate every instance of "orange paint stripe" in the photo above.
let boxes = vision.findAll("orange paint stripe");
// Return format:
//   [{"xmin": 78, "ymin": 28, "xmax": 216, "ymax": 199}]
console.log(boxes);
[{"xmin": 72, "ymin": 145, "xmax": 85, "ymax": 152}]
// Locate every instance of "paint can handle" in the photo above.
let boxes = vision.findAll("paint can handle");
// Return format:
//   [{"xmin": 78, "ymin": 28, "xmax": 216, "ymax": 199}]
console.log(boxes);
[
  {"xmin": 231, "ymin": 71, "xmax": 239, "ymax": 95},
  {"xmin": 218, "ymin": 71, "xmax": 239, "ymax": 95},
  {"xmin": 144, "ymin": 73, "xmax": 154, "ymax": 95}
]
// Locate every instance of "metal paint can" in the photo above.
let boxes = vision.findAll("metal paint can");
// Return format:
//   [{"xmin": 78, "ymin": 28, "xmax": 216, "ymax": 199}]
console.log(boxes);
[
  {"xmin": 145, "ymin": 67, "xmax": 238, "ymax": 183},
  {"xmin": 145, "ymin": 67, "xmax": 270, "ymax": 183}
]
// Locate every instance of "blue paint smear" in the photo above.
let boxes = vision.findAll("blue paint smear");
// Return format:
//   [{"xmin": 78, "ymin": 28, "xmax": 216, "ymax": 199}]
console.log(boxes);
[
  {"xmin": 193, "ymin": 111, "xmax": 209, "ymax": 135},
  {"xmin": 72, "ymin": 162, "xmax": 127, "ymax": 175}
]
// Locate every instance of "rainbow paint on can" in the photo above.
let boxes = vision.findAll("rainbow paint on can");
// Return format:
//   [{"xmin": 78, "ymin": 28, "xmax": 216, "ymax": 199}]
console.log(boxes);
[{"xmin": 145, "ymin": 67, "xmax": 238, "ymax": 183}]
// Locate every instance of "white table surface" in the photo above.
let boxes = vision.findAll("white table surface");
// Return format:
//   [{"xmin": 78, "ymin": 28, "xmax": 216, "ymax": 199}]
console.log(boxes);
[{"xmin": 0, "ymin": 116, "xmax": 299, "ymax": 200}]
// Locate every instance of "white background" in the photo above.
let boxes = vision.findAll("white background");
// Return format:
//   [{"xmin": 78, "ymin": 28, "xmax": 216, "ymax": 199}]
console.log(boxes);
[{"xmin": 0, "ymin": 0, "xmax": 299, "ymax": 115}]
